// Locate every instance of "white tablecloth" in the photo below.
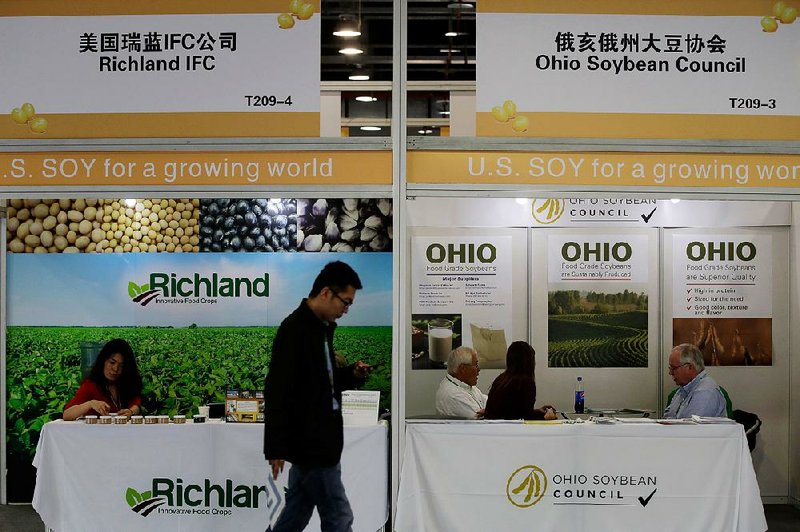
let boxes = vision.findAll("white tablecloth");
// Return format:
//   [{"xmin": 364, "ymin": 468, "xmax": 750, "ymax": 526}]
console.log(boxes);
[
  {"xmin": 396, "ymin": 421, "xmax": 766, "ymax": 532},
  {"xmin": 33, "ymin": 420, "xmax": 388, "ymax": 532}
]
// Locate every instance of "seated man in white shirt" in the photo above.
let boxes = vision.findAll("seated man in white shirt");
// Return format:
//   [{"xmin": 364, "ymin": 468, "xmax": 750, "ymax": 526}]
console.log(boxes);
[
  {"xmin": 435, "ymin": 346, "xmax": 487, "ymax": 419},
  {"xmin": 663, "ymin": 343, "xmax": 727, "ymax": 419}
]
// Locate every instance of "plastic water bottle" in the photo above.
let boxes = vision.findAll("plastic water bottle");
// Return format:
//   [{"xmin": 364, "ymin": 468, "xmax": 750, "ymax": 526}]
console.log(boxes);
[{"xmin": 574, "ymin": 376, "xmax": 585, "ymax": 414}]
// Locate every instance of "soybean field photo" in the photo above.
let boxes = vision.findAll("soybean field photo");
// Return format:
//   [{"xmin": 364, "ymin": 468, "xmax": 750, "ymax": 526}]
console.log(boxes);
[
  {"xmin": 548, "ymin": 290, "xmax": 649, "ymax": 368},
  {"xmin": 5, "ymin": 325, "xmax": 391, "ymax": 501}
]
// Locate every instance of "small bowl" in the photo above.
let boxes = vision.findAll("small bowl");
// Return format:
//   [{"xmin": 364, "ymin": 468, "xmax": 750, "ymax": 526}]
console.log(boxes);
[
  {"xmin": 173, "ymin": 415, "xmax": 186, "ymax": 424},
  {"xmin": 193, "ymin": 415, "xmax": 206, "ymax": 424},
  {"xmin": 144, "ymin": 416, "xmax": 159, "ymax": 425},
  {"xmin": 130, "ymin": 416, "xmax": 144, "ymax": 425},
  {"xmin": 158, "ymin": 415, "xmax": 170, "ymax": 424},
  {"xmin": 113, "ymin": 416, "xmax": 128, "ymax": 425},
  {"xmin": 98, "ymin": 416, "xmax": 112, "ymax": 425},
  {"xmin": 85, "ymin": 415, "xmax": 98, "ymax": 425}
]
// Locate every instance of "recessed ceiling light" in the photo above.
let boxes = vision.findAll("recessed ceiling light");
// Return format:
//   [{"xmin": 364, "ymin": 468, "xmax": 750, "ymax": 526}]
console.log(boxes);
[
  {"xmin": 439, "ymin": 110, "xmax": 451, "ymax": 115},
  {"xmin": 360, "ymin": 126, "xmax": 381, "ymax": 131},
  {"xmin": 355, "ymin": 96, "xmax": 377, "ymax": 102},
  {"xmin": 440, "ymin": 49, "xmax": 461, "ymax": 53},
  {"xmin": 418, "ymin": 129, "xmax": 427, "ymax": 134},
  {"xmin": 339, "ymin": 47, "xmax": 363, "ymax": 55},
  {"xmin": 448, "ymin": 2, "xmax": 474, "ymax": 9},
  {"xmin": 445, "ymin": 31, "xmax": 458, "ymax": 37}
]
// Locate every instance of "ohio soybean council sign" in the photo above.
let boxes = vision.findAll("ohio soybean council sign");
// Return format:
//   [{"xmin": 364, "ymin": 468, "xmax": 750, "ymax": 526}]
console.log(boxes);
[
  {"xmin": 0, "ymin": 1, "xmax": 320, "ymax": 138},
  {"xmin": 477, "ymin": 0, "xmax": 800, "ymax": 139}
]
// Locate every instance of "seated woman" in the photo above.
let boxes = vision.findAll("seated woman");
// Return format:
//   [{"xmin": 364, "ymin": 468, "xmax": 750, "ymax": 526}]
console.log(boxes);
[
  {"xmin": 62, "ymin": 339, "xmax": 143, "ymax": 420},
  {"xmin": 484, "ymin": 341, "xmax": 557, "ymax": 420}
]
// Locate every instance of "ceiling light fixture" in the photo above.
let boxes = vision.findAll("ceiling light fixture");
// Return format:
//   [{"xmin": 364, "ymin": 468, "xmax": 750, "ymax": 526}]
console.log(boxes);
[
  {"xmin": 348, "ymin": 66, "xmax": 370, "ymax": 81},
  {"xmin": 447, "ymin": 2, "xmax": 474, "ymax": 9},
  {"xmin": 360, "ymin": 126, "xmax": 382, "ymax": 131},
  {"xmin": 445, "ymin": 31, "xmax": 458, "ymax": 37},
  {"xmin": 440, "ymin": 49, "xmax": 461, "ymax": 53},
  {"xmin": 339, "ymin": 47, "xmax": 363, "ymax": 55},
  {"xmin": 355, "ymin": 95, "xmax": 377, "ymax": 102},
  {"xmin": 333, "ymin": 13, "xmax": 361, "ymax": 37}
]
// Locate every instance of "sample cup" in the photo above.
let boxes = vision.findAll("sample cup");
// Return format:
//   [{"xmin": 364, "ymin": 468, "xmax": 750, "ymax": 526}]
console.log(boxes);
[{"xmin": 428, "ymin": 318, "xmax": 454, "ymax": 364}]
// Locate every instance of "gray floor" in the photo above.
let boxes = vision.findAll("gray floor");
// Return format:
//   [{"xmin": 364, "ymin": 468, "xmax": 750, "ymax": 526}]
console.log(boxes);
[{"xmin": 0, "ymin": 503, "xmax": 799, "ymax": 531}]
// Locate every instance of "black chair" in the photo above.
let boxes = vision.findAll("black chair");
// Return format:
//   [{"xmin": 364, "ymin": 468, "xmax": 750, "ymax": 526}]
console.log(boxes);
[{"xmin": 732, "ymin": 409, "xmax": 762, "ymax": 452}]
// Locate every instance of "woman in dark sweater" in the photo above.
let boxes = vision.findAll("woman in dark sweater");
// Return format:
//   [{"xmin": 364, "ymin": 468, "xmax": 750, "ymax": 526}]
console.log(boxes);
[{"xmin": 484, "ymin": 341, "xmax": 556, "ymax": 420}]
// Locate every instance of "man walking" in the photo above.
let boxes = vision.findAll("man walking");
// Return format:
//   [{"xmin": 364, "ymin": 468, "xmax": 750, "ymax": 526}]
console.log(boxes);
[{"xmin": 264, "ymin": 261, "xmax": 372, "ymax": 532}]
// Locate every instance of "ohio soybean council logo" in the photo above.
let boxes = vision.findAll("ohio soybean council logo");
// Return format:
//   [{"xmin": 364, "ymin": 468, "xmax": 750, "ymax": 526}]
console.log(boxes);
[
  {"xmin": 126, "ymin": 487, "xmax": 166, "ymax": 516},
  {"xmin": 506, "ymin": 465, "xmax": 548, "ymax": 508},
  {"xmin": 531, "ymin": 199, "xmax": 564, "ymax": 225}
]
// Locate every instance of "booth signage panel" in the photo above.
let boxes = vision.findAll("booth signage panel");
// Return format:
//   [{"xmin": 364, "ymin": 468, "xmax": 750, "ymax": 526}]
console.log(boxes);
[
  {"xmin": 546, "ymin": 231, "xmax": 651, "ymax": 368},
  {"xmin": 671, "ymin": 232, "xmax": 773, "ymax": 366},
  {"xmin": 0, "ymin": 1, "xmax": 320, "ymax": 138},
  {"xmin": 0, "ymin": 151, "xmax": 391, "ymax": 187},
  {"xmin": 407, "ymin": 151, "xmax": 800, "ymax": 189},
  {"xmin": 410, "ymin": 235, "xmax": 514, "ymax": 369},
  {"xmin": 477, "ymin": 0, "xmax": 800, "ymax": 139}
]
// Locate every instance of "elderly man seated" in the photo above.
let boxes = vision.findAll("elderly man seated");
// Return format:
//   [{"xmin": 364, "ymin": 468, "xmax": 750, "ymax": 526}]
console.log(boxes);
[
  {"xmin": 435, "ymin": 346, "xmax": 487, "ymax": 419},
  {"xmin": 663, "ymin": 343, "xmax": 726, "ymax": 418}
]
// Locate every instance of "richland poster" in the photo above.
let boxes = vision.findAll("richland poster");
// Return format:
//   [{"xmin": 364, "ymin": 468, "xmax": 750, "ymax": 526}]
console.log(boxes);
[
  {"xmin": 477, "ymin": 1, "xmax": 800, "ymax": 139},
  {"xmin": 547, "ymin": 233, "xmax": 650, "ymax": 367},
  {"xmin": 411, "ymin": 236, "xmax": 513, "ymax": 370},
  {"xmin": 5, "ymin": 252, "xmax": 391, "ymax": 501},
  {"xmin": 672, "ymin": 233, "xmax": 773, "ymax": 366},
  {"xmin": 0, "ymin": 0, "xmax": 321, "ymax": 138}
]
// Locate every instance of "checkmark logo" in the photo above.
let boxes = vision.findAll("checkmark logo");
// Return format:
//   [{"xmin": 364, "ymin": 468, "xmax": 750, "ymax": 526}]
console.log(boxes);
[
  {"xmin": 641, "ymin": 207, "xmax": 657, "ymax": 223},
  {"xmin": 638, "ymin": 488, "xmax": 657, "ymax": 507}
]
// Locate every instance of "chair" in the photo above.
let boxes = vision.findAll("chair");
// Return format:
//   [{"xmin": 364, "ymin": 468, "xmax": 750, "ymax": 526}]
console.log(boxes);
[{"xmin": 732, "ymin": 409, "xmax": 762, "ymax": 452}]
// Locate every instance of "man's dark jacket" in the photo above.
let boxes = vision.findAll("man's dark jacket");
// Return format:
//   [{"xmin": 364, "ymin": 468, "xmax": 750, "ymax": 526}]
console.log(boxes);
[{"xmin": 263, "ymin": 299, "xmax": 360, "ymax": 466}]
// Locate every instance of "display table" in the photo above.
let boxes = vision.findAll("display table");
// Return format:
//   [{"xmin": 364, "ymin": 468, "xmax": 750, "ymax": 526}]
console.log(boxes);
[
  {"xmin": 396, "ymin": 421, "xmax": 766, "ymax": 532},
  {"xmin": 33, "ymin": 420, "xmax": 388, "ymax": 532}
]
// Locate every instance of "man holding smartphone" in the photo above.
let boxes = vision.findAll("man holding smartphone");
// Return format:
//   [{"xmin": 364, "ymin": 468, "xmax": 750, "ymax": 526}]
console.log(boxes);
[{"xmin": 264, "ymin": 261, "xmax": 373, "ymax": 532}]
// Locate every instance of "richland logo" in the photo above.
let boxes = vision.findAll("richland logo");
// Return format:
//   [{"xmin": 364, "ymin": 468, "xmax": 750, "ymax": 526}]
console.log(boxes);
[
  {"xmin": 128, "ymin": 272, "xmax": 270, "ymax": 306},
  {"xmin": 531, "ymin": 199, "xmax": 565, "ymax": 224},
  {"xmin": 127, "ymin": 477, "xmax": 283, "ymax": 518},
  {"xmin": 506, "ymin": 465, "xmax": 548, "ymax": 508}
]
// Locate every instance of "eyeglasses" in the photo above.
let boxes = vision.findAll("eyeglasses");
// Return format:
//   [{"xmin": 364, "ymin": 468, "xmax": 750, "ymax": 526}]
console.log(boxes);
[
  {"xmin": 331, "ymin": 290, "xmax": 354, "ymax": 308},
  {"xmin": 668, "ymin": 362, "xmax": 690, "ymax": 373}
]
